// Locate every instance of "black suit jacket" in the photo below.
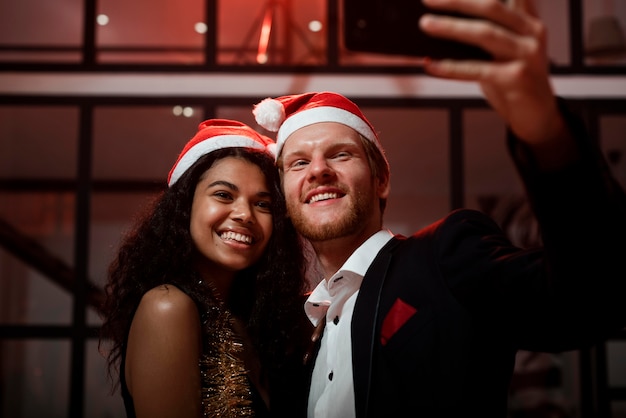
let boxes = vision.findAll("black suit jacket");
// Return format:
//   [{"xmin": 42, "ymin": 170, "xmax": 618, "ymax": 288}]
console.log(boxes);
[{"xmin": 348, "ymin": 104, "xmax": 626, "ymax": 417}]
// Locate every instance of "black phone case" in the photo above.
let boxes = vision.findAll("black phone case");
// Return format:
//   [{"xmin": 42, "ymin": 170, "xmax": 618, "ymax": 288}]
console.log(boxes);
[{"xmin": 343, "ymin": 0, "xmax": 493, "ymax": 60}]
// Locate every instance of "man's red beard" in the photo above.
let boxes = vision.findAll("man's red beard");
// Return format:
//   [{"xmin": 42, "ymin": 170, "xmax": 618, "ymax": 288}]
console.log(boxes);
[{"xmin": 287, "ymin": 187, "xmax": 375, "ymax": 242}]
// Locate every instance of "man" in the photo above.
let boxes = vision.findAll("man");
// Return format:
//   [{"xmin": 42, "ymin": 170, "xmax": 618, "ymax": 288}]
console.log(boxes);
[{"xmin": 252, "ymin": 0, "xmax": 626, "ymax": 416}]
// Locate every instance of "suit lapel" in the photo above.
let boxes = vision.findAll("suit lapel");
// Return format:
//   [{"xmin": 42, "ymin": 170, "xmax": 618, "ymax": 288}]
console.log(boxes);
[{"xmin": 351, "ymin": 236, "xmax": 403, "ymax": 417}]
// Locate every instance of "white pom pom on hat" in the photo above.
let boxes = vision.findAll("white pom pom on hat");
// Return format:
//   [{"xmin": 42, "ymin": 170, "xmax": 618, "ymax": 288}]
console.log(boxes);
[
  {"xmin": 252, "ymin": 98, "xmax": 286, "ymax": 132},
  {"xmin": 168, "ymin": 118, "xmax": 275, "ymax": 187},
  {"xmin": 253, "ymin": 91, "xmax": 384, "ymax": 160}
]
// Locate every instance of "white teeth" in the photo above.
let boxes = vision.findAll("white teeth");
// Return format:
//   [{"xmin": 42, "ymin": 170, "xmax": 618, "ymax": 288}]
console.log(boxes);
[
  {"xmin": 220, "ymin": 231, "xmax": 253, "ymax": 244},
  {"xmin": 309, "ymin": 192, "xmax": 338, "ymax": 203}
]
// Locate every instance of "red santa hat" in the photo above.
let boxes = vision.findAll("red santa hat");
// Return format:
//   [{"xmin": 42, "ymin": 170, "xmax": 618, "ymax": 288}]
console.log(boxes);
[
  {"xmin": 168, "ymin": 118, "xmax": 275, "ymax": 187},
  {"xmin": 252, "ymin": 91, "xmax": 384, "ymax": 160}
]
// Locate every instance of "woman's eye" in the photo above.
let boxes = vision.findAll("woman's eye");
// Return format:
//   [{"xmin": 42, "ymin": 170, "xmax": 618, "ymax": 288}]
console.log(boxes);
[
  {"xmin": 213, "ymin": 191, "xmax": 232, "ymax": 200},
  {"xmin": 256, "ymin": 200, "xmax": 272, "ymax": 211}
]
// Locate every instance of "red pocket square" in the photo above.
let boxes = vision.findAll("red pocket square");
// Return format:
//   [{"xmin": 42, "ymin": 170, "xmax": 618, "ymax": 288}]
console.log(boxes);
[{"xmin": 381, "ymin": 298, "xmax": 417, "ymax": 346}]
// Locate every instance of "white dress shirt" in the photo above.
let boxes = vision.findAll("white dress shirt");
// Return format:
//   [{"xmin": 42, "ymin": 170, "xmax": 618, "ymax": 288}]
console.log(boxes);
[{"xmin": 305, "ymin": 230, "xmax": 394, "ymax": 418}]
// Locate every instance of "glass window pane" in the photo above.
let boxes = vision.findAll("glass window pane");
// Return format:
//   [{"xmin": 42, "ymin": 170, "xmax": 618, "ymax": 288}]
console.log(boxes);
[
  {"xmin": 85, "ymin": 339, "xmax": 126, "ymax": 417},
  {"xmin": 368, "ymin": 107, "xmax": 449, "ymax": 235},
  {"xmin": 464, "ymin": 108, "xmax": 520, "ymax": 206},
  {"xmin": 0, "ymin": 248, "xmax": 74, "ymax": 325},
  {"xmin": 96, "ymin": 0, "xmax": 205, "ymax": 64},
  {"xmin": 218, "ymin": 0, "xmax": 326, "ymax": 66},
  {"xmin": 217, "ymin": 105, "xmax": 260, "ymax": 128},
  {"xmin": 92, "ymin": 106, "xmax": 203, "ymax": 181},
  {"xmin": 463, "ymin": 109, "xmax": 537, "ymax": 246},
  {"xmin": 537, "ymin": 0, "xmax": 571, "ymax": 66},
  {"xmin": 583, "ymin": 0, "xmax": 626, "ymax": 66},
  {"xmin": 0, "ymin": 340, "xmax": 70, "ymax": 417},
  {"xmin": 87, "ymin": 191, "xmax": 161, "ymax": 326},
  {"xmin": 0, "ymin": 0, "xmax": 83, "ymax": 63},
  {"xmin": 0, "ymin": 192, "xmax": 75, "ymax": 325},
  {"xmin": 0, "ymin": 106, "xmax": 79, "ymax": 180}
]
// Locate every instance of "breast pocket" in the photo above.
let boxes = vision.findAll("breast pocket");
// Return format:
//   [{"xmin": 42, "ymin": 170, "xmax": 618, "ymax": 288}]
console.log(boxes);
[
  {"xmin": 381, "ymin": 302, "xmax": 435, "ymax": 354},
  {"xmin": 378, "ymin": 303, "xmax": 440, "ymax": 401}
]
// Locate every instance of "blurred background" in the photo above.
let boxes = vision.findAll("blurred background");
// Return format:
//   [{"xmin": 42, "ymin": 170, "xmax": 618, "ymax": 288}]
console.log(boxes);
[{"xmin": 0, "ymin": 0, "xmax": 625, "ymax": 417}]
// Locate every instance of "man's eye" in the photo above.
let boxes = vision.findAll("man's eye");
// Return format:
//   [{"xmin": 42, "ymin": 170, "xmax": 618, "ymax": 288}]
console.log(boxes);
[{"xmin": 288, "ymin": 160, "xmax": 308, "ymax": 170}]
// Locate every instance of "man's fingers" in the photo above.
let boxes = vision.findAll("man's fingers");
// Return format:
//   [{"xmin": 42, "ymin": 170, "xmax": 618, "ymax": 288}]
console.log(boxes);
[
  {"xmin": 419, "ymin": 14, "xmax": 521, "ymax": 60},
  {"xmin": 508, "ymin": 0, "xmax": 539, "ymax": 19}
]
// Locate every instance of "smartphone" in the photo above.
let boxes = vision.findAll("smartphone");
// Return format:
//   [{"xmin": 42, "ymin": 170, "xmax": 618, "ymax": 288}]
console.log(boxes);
[{"xmin": 343, "ymin": 0, "xmax": 497, "ymax": 60}]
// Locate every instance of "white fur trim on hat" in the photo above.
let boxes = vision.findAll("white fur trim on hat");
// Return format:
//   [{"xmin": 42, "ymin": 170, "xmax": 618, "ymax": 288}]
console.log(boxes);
[
  {"xmin": 275, "ymin": 106, "xmax": 377, "ymax": 157},
  {"xmin": 168, "ymin": 135, "xmax": 265, "ymax": 187}
]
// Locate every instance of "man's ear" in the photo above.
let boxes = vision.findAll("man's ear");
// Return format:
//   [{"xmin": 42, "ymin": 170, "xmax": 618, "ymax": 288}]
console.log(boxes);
[{"xmin": 377, "ymin": 173, "xmax": 391, "ymax": 199}]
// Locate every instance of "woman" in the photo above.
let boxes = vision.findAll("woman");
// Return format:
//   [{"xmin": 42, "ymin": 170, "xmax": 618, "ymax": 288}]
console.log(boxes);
[{"xmin": 99, "ymin": 119, "xmax": 312, "ymax": 418}]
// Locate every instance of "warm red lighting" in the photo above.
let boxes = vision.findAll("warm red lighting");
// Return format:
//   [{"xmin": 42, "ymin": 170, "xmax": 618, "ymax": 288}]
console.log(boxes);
[{"xmin": 257, "ymin": 8, "xmax": 273, "ymax": 64}]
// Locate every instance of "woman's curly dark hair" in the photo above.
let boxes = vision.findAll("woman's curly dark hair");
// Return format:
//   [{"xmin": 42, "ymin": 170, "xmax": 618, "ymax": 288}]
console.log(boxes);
[{"xmin": 99, "ymin": 147, "xmax": 310, "ymax": 393}]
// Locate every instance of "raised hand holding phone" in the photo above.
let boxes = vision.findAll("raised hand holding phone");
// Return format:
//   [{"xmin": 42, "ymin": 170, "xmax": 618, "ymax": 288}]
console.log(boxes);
[{"xmin": 420, "ymin": 0, "xmax": 576, "ymax": 169}]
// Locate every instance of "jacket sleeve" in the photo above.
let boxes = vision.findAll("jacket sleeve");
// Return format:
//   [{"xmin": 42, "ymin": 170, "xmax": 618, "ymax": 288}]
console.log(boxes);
[{"xmin": 436, "ymin": 99, "xmax": 626, "ymax": 352}]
